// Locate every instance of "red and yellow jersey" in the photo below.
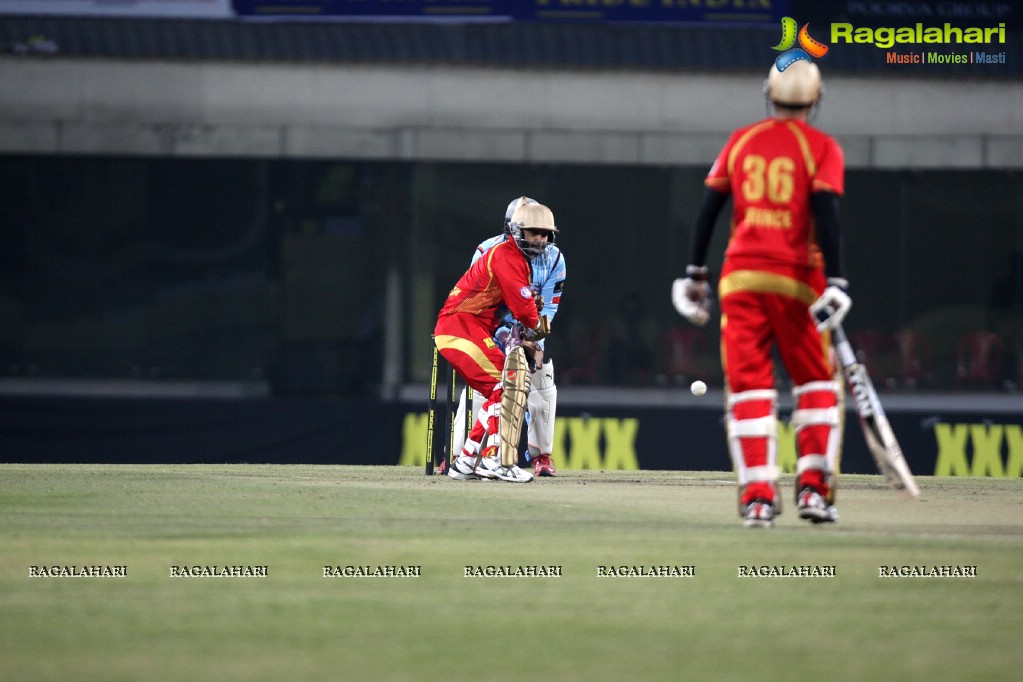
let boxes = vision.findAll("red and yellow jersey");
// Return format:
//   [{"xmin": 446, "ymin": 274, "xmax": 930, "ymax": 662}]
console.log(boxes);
[
  {"xmin": 706, "ymin": 117, "xmax": 844, "ymax": 269},
  {"xmin": 439, "ymin": 239, "xmax": 539, "ymax": 331}
]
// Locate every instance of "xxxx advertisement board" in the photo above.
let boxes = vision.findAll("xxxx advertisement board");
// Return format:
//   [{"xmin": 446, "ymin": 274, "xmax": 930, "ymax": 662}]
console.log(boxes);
[
  {"xmin": 2, "ymin": 395, "xmax": 1019, "ymax": 478},
  {"xmin": 399, "ymin": 403, "xmax": 1023, "ymax": 478}
]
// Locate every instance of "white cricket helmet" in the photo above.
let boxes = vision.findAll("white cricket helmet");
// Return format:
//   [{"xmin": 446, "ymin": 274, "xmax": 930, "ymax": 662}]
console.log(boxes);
[
  {"xmin": 766, "ymin": 59, "xmax": 821, "ymax": 108},
  {"xmin": 508, "ymin": 201, "xmax": 558, "ymax": 258}
]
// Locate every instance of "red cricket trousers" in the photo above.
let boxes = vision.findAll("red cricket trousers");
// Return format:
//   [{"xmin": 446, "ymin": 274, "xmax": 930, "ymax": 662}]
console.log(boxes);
[{"xmin": 434, "ymin": 313, "xmax": 505, "ymax": 456}]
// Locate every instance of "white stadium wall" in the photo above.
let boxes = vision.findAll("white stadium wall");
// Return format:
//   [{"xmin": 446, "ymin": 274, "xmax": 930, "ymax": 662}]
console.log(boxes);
[{"xmin": 1, "ymin": 58, "xmax": 1021, "ymax": 168}]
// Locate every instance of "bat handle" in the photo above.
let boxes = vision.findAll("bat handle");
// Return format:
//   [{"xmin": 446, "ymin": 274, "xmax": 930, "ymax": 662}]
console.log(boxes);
[
  {"xmin": 831, "ymin": 323, "xmax": 848, "ymax": 346},
  {"xmin": 831, "ymin": 323, "xmax": 859, "ymax": 368}
]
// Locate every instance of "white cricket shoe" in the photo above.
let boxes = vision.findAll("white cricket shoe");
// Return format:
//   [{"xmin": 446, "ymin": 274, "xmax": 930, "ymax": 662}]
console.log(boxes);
[
  {"xmin": 797, "ymin": 488, "xmax": 839, "ymax": 524},
  {"xmin": 474, "ymin": 452, "xmax": 502, "ymax": 480},
  {"xmin": 742, "ymin": 499, "xmax": 775, "ymax": 528},
  {"xmin": 493, "ymin": 464, "xmax": 534, "ymax": 483},
  {"xmin": 447, "ymin": 454, "xmax": 481, "ymax": 481}
]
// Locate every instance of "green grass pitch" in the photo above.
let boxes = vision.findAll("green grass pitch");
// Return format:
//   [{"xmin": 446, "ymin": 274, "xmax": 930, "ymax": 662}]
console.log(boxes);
[{"xmin": 2, "ymin": 464, "xmax": 1021, "ymax": 681}]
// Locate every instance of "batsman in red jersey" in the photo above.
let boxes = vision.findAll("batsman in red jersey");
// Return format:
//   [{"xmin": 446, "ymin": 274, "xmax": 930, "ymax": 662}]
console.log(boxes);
[
  {"xmin": 435, "ymin": 201, "xmax": 556, "ymax": 483},
  {"xmin": 672, "ymin": 58, "xmax": 852, "ymax": 528}
]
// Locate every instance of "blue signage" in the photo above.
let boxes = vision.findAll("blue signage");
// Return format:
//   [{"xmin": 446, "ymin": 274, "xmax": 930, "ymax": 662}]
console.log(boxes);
[{"xmin": 232, "ymin": 0, "xmax": 788, "ymax": 24}]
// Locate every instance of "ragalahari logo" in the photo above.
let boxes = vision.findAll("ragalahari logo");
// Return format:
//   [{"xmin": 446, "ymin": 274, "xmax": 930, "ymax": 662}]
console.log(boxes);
[{"xmin": 771, "ymin": 16, "xmax": 829, "ymax": 72}]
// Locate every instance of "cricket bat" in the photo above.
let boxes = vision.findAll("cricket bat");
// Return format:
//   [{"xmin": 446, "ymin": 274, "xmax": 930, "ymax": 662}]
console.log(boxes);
[{"xmin": 832, "ymin": 323, "xmax": 920, "ymax": 498}]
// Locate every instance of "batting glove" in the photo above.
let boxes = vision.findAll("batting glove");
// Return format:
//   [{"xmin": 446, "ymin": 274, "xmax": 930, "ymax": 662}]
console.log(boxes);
[
  {"xmin": 809, "ymin": 278, "xmax": 852, "ymax": 332},
  {"xmin": 672, "ymin": 265, "xmax": 712, "ymax": 327}
]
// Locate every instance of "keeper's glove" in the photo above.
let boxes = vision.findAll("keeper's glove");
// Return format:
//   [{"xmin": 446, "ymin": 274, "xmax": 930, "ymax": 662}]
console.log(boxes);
[
  {"xmin": 524, "ymin": 315, "xmax": 550, "ymax": 342},
  {"xmin": 809, "ymin": 278, "xmax": 852, "ymax": 332},
  {"xmin": 671, "ymin": 265, "xmax": 712, "ymax": 327},
  {"xmin": 494, "ymin": 326, "xmax": 513, "ymax": 350}
]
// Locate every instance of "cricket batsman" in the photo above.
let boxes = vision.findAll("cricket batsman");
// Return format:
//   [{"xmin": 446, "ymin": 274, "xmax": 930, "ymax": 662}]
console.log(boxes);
[
  {"xmin": 447, "ymin": 196, "xmax": 566, "ymax": 479},
  {"xmin": 672, "ymin": 57, "xmax": 852, "ymax": 527},
  {"xmin": 435, "ymin": 200, "xmax": 557, "ymax": 483}
]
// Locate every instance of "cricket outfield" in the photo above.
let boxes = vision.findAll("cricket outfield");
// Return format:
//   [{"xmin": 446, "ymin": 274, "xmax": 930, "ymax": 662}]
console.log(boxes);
[{"xmin": 1, "ymin": 464, "xmax": 1021, "ymax": 681}]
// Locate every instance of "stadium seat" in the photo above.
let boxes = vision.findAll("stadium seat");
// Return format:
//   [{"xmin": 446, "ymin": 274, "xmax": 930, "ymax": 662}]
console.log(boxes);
[
  {"xmin": 892, "ymin": 329, "xmax": 934, "ymax": 389},
  {"xmin": 850, "ymin": 330, "xmax": 896, "ymax": 387},
  {"xmin": 955, "ymin": 331, "xmax": 1004, "ymax": 389},
  {"xmin": 560, "ymin": 323, "xmax": 605, "ymax": 385},
  {"xmin": 659, "ymin": 327, "xmax": 708, "ymax": 386}
]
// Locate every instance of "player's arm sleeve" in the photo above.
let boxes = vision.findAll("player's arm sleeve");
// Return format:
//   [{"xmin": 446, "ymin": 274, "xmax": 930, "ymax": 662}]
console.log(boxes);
[
  {"xmin": 471, "ymin": 244, "xmax": 485, "ymax": 266},
  {"xmin": 811, "ymin": 190, "xmax": 845, "ymax": 281},
  {"xmin": 689, "ymin": 187, "xmax": 729, "ymax": 268},
  {"xmin": 811, "ymin": 137, "xmax": 845, "ymax": 196},
  {"xmin": 495, "ymin": 251, "xmax": 540, "ymax": 329},
  {"xmin": 540, "ymin": 255, "xmax": 565, "ymax": 321}
]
